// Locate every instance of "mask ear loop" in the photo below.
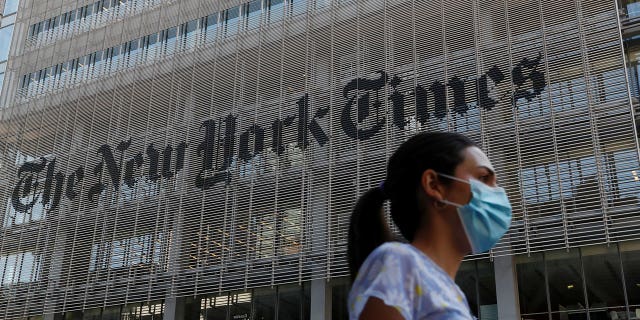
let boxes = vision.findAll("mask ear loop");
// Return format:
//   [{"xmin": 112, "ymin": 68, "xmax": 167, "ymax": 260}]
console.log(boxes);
[
  {"xmin": 439, "ymin": 198, "xmax": 463, "ymax": 208},
  {"xmin": 435, "ymin": 172, "xmax": 468, "ymax": 208}
]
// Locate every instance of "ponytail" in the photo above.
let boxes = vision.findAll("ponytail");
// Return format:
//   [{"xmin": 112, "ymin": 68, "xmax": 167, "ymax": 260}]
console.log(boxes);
[
  {"xmin": 347, "ymin": 187, "xmax": 392, "ymax": 280},
  {"xmin": 346, "ymin": 132, "xmax": 476, "ymax": 280}
]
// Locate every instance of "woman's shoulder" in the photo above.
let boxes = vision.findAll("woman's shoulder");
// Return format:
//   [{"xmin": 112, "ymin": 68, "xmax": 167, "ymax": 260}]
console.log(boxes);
[
  {"xmin": 359, "ymin": 242, "xmax": 423, "ymax": 273},
  {"xmin": 368, "ymin": 242, "xmax": 424, "ymax": 263}
]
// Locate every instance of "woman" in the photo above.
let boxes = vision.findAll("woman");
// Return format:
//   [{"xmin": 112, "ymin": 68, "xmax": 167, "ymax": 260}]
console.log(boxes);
[{"xmin": 347, "ymin": 132, "xmax": 512, "ymax": 320}]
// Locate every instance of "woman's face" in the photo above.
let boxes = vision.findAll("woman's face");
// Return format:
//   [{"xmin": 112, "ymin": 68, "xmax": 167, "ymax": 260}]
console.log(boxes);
[
  {"xmin": 445, "ymin": 146, "xmax": 497, "ymax": 206},
  {"xmin": 434, "ymin": 146, "xmax": 498, "ymax": 254}
]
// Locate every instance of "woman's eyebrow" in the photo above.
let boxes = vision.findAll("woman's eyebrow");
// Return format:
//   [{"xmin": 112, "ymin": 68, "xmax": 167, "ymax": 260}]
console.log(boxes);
[{"xmin": 477, "ymin": 166, "xmax": 495, "ymax": 176}]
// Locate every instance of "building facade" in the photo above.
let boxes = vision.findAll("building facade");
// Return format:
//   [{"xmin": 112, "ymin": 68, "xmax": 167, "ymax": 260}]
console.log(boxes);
[{"xmin": 1, "ymin": 0, "xmax": 640, "ymax": 319}]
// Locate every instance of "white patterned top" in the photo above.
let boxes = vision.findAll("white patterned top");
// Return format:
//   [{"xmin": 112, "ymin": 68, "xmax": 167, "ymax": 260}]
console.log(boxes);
[{"xmin": 348, "ymin": 242, "xmax": 476, "ymax": 320}]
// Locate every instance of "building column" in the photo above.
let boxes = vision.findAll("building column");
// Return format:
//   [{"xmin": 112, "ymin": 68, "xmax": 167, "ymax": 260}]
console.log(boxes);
[
  {"xmin": 494, "ymin": 255, "xmax": 520, "ymax": 320},
  {"xmin": 163, "ymin": 297, "xmax": 186, "ymax": 320},
  {"xmin": 43, "ymin": 229, "xmax": 67, "ymax": 320},
  {"xmin": 310, "ymin": 279, "xmax": 332, "ymax": 320}
]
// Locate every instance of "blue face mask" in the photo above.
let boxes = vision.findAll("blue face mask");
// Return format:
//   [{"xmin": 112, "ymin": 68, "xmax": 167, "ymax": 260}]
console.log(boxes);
[{"xmin": 437, "ymin": 173, "xmax": 512, "ymax": 254}]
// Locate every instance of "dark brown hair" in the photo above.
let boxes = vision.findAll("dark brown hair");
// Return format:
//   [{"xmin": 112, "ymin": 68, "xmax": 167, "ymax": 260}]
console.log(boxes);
[{"xmin": 347, "ymin": 132, "xmax": 475, "ymax": 279}]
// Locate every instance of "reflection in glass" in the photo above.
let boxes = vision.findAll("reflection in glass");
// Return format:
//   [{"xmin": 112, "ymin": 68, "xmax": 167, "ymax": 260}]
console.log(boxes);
[
  {"xmin": 546, "ymin": 249, "xmax": 586, "ymax": 312},
  {"xmin": 0, "ymin": 25, "xmax": 15, "ymax": 61},
  {"xmin": 620, "ymin": 241, "xmax": 640, "ymax": 305},
  {"xmin": 581, "ymin": 245, "xmax": 625, "ymax": 310},
  {"xmin": 229, "ymin": 292, "xmax": 252, "ymax": 320},
  {"xmin": 81, "ymin": 308, "xmax": 101, "ymax": 320},
  {"xmin": 277, "ymin": 285, "xmax": 302, "ymax": 319},
  {"xmin": 456, "ymin": 261, "xmax": 479, "ymax": 317},
  {"xmin": 331, "ymin": 278, "xmax": 350, "ymax": 320},
  {"xmin": 550, "ymin": 311, "xmax": 587, "ymax": 320},
  {"xmin": 477, "ymin": 260, "xmax": 497, "ymax": 320},
  {"xmin": 102, "ymin": 306, "xmax": 121, "ymax": 320},
  {"xmin": 201, "ymin": 294, "xmax": 229, "ymax": 320},
  {"xmin": 517, "ymin": 253, "xmax": 549, "ymax": 315},
  {"xmin": 3, "ymin": 0, "xmax": 19, "ymax": 15},
  {"xmin": 253, "ymin": 287, "xmax": 276, "ymax": 320}
]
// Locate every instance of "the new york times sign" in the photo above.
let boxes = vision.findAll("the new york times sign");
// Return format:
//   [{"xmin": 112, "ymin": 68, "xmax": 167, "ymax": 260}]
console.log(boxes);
[{"xmin": 11, "ymin": 55, "xmax": 545, "ymax": 214}]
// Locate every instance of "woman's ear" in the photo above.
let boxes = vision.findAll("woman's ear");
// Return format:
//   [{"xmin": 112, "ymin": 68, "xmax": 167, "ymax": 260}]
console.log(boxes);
[{"xmin": 421, "ymin": 169, "xmax": 446, "ymax": 201}]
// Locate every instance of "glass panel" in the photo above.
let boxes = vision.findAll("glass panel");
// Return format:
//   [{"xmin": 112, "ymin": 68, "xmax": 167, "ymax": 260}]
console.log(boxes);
[
  {"xmin": 94, "ymin": 50, "xmax": 104, "ymax": 77},
  {"xmin": 331, "ymin": 278, "xmax": 349, "ymax": 320},
  {"xmin": 229, "ymin": 291, "xmax": 252, "ymax": 319},
  {"xmin": 314, "ymin": 0, "xmax": 330, "ymax": 9},
  {"xmin": 253, "ymin": 287, "xmax": 276, "ymax": 320},
  {"xmin": 0, "ymin": 72, "xmax": 4, "ymax": 94},
  {"xmin": 183, "ymin": 19, "xmax": 198, "ymax": 49},
  {"xmin": 65, "ymin": 311, "xmax": 83, "ymax": 320},
  {"xmin": 277, "ymin": 285, "xmax": 302, "ymax": 320},
  {"xmin": 278, "ymin": 208, "xmax": 302, "ymax": 255},
  {"xmin": 205, "ymin": 14, "xmax": 218, "ymax": 43},
  {"xmin": 477, "ymin": 260, "xmax": 497, "ymax": 320},
  {"xmin": 581, "ymin": 244, "xmax": 626, "ymax": 310},
  {"xmin": 628, "ymin": 1, "xmax": 640, "ymax": 19},
  {"xmin": 620, "ymin": 240, "xmax": 640, "ymax": 306},
  {"xmin": 289, "ymin": 0, "xmax": 306, "ymax": 16},
  {"xmin": 1, "ymin": 14, "xmax": 16, "ymax": 27},
  {"xmin": 246, "ymin": 0, "xmax": 262, "ymax": 30},
  {"xmin": 546, "ymin": 249, "xmax": 586, "ymax": 312},
  {"xmin": 516, "ymin": 253, "xmax": 549, "ymax": 315},
  {"xmin": 82, "ymin": 308, "xmax": 102, "ymax": 320},
  {"xmin": 225, "ymin": 6, "xmax": 240, "ymax": 36},
  {"xmin": 146, "ymin": 33, "xmax": 158, "ymax": 60},
  {"xmin": 550, "ymin": 311, "xmax": 587, "ymax": 320},
  {"xmin": 3, "ymin": 0, "xmax": 20, "ymax": 15},
  {"xmin": 269, "ymin": 0, "xmax": 285, "ymax": 22},
  {"xmin": 164, "ymin": 27, "xmax": 177, "ymax": 55},
  {"xmin": 110, "ymin": 45, "xmax": 121, "ymax": 71},
  {"xmin": 520, "ymin": 313, "xmax": 551, "ymax": 320},
  {"xmin": 140, "ymin": 301, "xmax": 163, "ymax": 320},
  {"xmin": 0, "ymin": 25, "xmax": 15, "ymax": 61},
  {"xmin": 127, "ymin": 38, "xmax": 140, "ymax": 67},
  {"xmin": 102, "ymin": 306, "xmax": 121, "ymax": 320},
  {"xmin": 201, "ymin": 294, "xmax": 229, "ymax": 320},
  {"xmin": 456, "ymin": 260, "xmax": 479, "ymax": 317},
  {"xmin": 589, "ymin": 307, "xmax": 627, "ymax": 320}
]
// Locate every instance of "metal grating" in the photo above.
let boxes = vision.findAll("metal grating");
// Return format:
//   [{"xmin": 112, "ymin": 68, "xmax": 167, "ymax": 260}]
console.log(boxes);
[{"xmin": 0, "ymin": 0, "xmax": 639, "ymax": 318}]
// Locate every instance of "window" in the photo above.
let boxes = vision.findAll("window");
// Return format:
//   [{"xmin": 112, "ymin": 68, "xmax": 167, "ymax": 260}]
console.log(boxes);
[
  {"xmin": 2, "ymin": 0, "xmax": 20, "ymax": 16},
  {"xmin": 627, "ymin": 0, "xmax": 640, "ymax": 18},
  {"xmin": 4, "ymin": 196, "xmax": 45, "ymax": 228},
  {"xmin": 126, "ymin": 38, "xmax": 140, "ymax": 67},
  {"xmin": 180, "ymin": 19, "xmax": 198, "ymax": 50},
  {"xmin": 89, "ymin": 233, "xmax": 165, "ymax": 271},
  {"xmin": 314, "ymin": 0, "xmax": 330, "ymax": 9},
  {"xmin": 256, "ymin": 213, "xmax": 275, "ymax": 259},
  {"xmin": 0, "ymin": 252, "xmax": 39, "ymax": 286},
  {"xmin": 277, "ymin": 208, "xmax": 302, "ymax": 255},
  {"xmin": 121, "ymin": 301, "xmax": 164, "ymax": 320},
  {"xmin": 245, "ymin": 0, "xmax": 262, "ymax": 30},
  {"xmin": 0, "ymin": 25, "xmax": 15, "ymax": 62},
  {"xmin": 1, "ymin": 13, "xmax": 16, "ymax": 26},
  {"xmin": 162, "ymin": 27, "xmax": 177, "ymax": 55},
  {"xmin": 205, "ymin": 13, "xmax": 219, "ymax": 43},
  {"xmin": 109, "ymin": 45, "xmax": 121, "ymax": 72},
  {"xmin": 93, "ymin": 50, "xmax": 105, "ymax": 77},
  {"xmin": 147, "ymin": 33, "xmax": 159, "ymax": 61},
  {"xmin": 516, "ymin": 253, "xmax": 548, "ymax": 315},
  {"xmin": 224, "ymin": 6, "xmax": 240, "ymax": 36},
  {"xmin": 268, "ymin": 0, "xmax": 285, "ymax": 22},
  {"xmin": 288, "ymin": 0, "xmax": 307, "ymax": 16}
]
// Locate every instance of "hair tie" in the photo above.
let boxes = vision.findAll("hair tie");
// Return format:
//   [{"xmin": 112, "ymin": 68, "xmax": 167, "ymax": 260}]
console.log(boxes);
[{"xmin": 378, "ymin": 180, "xmax": 387, "ymax": 198}]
